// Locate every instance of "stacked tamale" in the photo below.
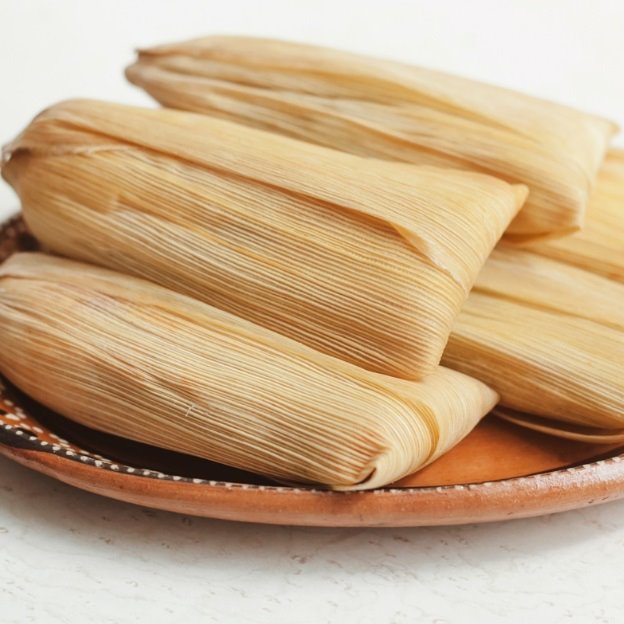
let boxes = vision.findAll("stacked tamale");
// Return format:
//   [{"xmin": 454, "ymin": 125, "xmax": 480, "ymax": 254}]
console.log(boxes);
[{"xmin": 0, "ymin": 36, "xmax": 622, "ymax": 490}]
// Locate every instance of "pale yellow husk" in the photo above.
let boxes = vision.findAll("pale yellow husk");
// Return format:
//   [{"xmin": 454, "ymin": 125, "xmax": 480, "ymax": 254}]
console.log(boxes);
[
  {"xmin": 466, "ymin": 248, "xmax": 624, "ymax": 439},
  {"xmin": 444, "ymin": 291, "xmax": 624, "ymax": 431},
  {"xmin": 125, "ymin": 35, "xmax": 617, "ymax": 240},
  {"xmin": 470, "ymin": 246, "xmax": 624, "ymax": 444},
  {"xmin": 1, "ymin": 99, "xmax": 524, "ymax": 380},
  {"xmin": 476, "ymin": 246, "xmax": 624, "ymax": 332},
  {"xmin": 496, "ymin": 409, "xmax": 624, "ymax": 444},
  {"xmin": 0, "ymin": 252, "xmax": 498, "ymax": 490},
  {"xmin": 529, "ymin": 148, "xmax": 624, "ymax": 282}
]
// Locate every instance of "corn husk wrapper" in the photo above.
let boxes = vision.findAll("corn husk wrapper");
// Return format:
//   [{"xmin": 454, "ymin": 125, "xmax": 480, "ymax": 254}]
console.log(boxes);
[
  {"xmin": 125, "ymin": 35, "xmax": 617, "ymax": 241},
  {"xmin": 530, "ymin": 149, "xmax": 624, "ymax": 282},
  {"xmin": 0, "ymin": 252, "xmax": 498, "ymax": 490},
  {"xmin": 444, "ymin": 292, "xmax": 624, "ymax": 431},
  {"xmin": 1, "ymin": 99, "xmax": 524, "ymax": 380},
  {"xmin": 496, "ymin": 409, "xmax": 624, "ymax": 445},
  {"xmin": 476, "ymin": 246, "xmax": 624, "ymax": 332},
  {"xmin": 463, "ymin": 248, "xmax": 624, "ymax": 440}
]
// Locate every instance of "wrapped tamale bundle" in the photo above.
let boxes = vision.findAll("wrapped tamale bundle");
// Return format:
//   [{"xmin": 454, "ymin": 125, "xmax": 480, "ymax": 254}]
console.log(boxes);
[
  {"xmin": 476, "ymin": 246, "xmax": 624, "ymax": 332},
  {"xmin": 529, "ymin": 149, "xmax": 624, "ymax": 282},
  {"xmin": 1, "ymin": 99, "xmax": 525, "ymax": 380},
  {"xmin": 443, "ymin": 292, "xmax": 624, "ymax": 431},
  {"xmin": 469, "ymin": 248, "xmax": 624, "ymax": 441},
  {"xmin": 0, "ymin": 253, "xmax": 499, "ymax": 490},
  {"xmin": 125, "ymin": 35, "xmax": 617, "ymax": 241}
]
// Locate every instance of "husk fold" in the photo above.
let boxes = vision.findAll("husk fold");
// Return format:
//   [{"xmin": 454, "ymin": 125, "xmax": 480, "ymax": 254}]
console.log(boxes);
[
  {"xmin": 476, "ymin": 246, "xmax": 624, "ymax": 332},
  {"xmin": 444, "ymin": 289, "xmax": 624, "ymax": 431},
  {"xmin": 1, "ymin": 98, "xmax": 525, "ymax": 380},
  {"xmin": 455, "ymin": 219, "xmax": 624, "ymax": 437},
  {"xmin": 529, "ymin": 149, "xmax": 624, "ymax": 282},
  {"xmin": 446, "ymin": 153, "xmax": 624, "ymax": 440},
  {"xmin": 0, "ymin": 253, "xmax": 498, "ymax": 490},
  {"xmin": 125, "ymin": 35, "xmax": 617, "ymax": 240},
  {"xmin": 496, "ymin": 409, "xmax": 624, "ymax": 444}
]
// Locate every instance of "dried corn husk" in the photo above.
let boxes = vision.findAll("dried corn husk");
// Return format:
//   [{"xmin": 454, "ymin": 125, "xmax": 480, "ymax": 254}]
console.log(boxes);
[
  {"xmin": 496, "ymin": 409, "xmax": 624, "ymax": 445},
  {"xmin": 1, "ymin": 99, "xmax": 524, "ymax": 380},
  {"xmin": 529, "ymin": 149, "xmax": 624, "ymax": 282},
  {"xmin": 0, "ymin": 252, "xmax": 498, "ymax": 490},
  {"xmin": 125, "ymin": 35, "xmax": 617, "ymax": 241},
  {"xmin": 444, "ymin": 292, "xmax": 624, "ymax": 430},
  {"xmin": 476, "ymin": 246, "xmax": 624, "ymax": 332},
  {"xmin": 464, "ymin": 249, "xmax": 624, "ymax": 439}
]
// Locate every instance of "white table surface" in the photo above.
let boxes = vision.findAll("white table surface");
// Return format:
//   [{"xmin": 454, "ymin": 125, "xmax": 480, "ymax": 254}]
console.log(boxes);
[{"xmin": 1, "ymin": 1, "xmax": 623, "ymax": 622}]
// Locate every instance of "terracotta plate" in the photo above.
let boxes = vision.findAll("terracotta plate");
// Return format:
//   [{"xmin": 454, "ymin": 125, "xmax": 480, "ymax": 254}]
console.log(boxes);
[{"xmin": 1, "ymin": 215, "xmax": 624, "ymax": 527}]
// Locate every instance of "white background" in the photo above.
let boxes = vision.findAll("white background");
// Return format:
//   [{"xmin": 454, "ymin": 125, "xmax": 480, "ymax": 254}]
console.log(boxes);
[{"xmin": 1, "ymin": 1, "xmax": 624, "ymax": 622}]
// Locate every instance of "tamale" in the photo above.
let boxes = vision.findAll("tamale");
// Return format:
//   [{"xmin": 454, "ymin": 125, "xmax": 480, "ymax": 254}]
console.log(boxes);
[
  {"xmin": 443, "ymin": 292, "xmax": 624, "ymax": 431},
  {"xmin": 1, "ymin": 99, "xmax": 524, "ymax": 380},
  {"xmin": 125, "ymin": 35, "xmax": 617, "ymax": 240},
  {"xmin": 469, "ymin": 248, "xmax": 624, "ymax": 440},
  {"xmin": 0, "ymin": 253, "xmax": 498, "ymax": 490},
  {"xmin": 529, "ymin": 148, "xmax": 624, "ymax": 282},
  {"xmin": 476, "ymin": 246, "xmax": 624, "ymax": 332}
]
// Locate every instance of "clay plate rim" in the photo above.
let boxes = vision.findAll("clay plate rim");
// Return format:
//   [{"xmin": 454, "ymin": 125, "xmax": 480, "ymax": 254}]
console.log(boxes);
[{"xmin": 2, "ymin": 427, "xmax": 624, "ymax": 526}]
